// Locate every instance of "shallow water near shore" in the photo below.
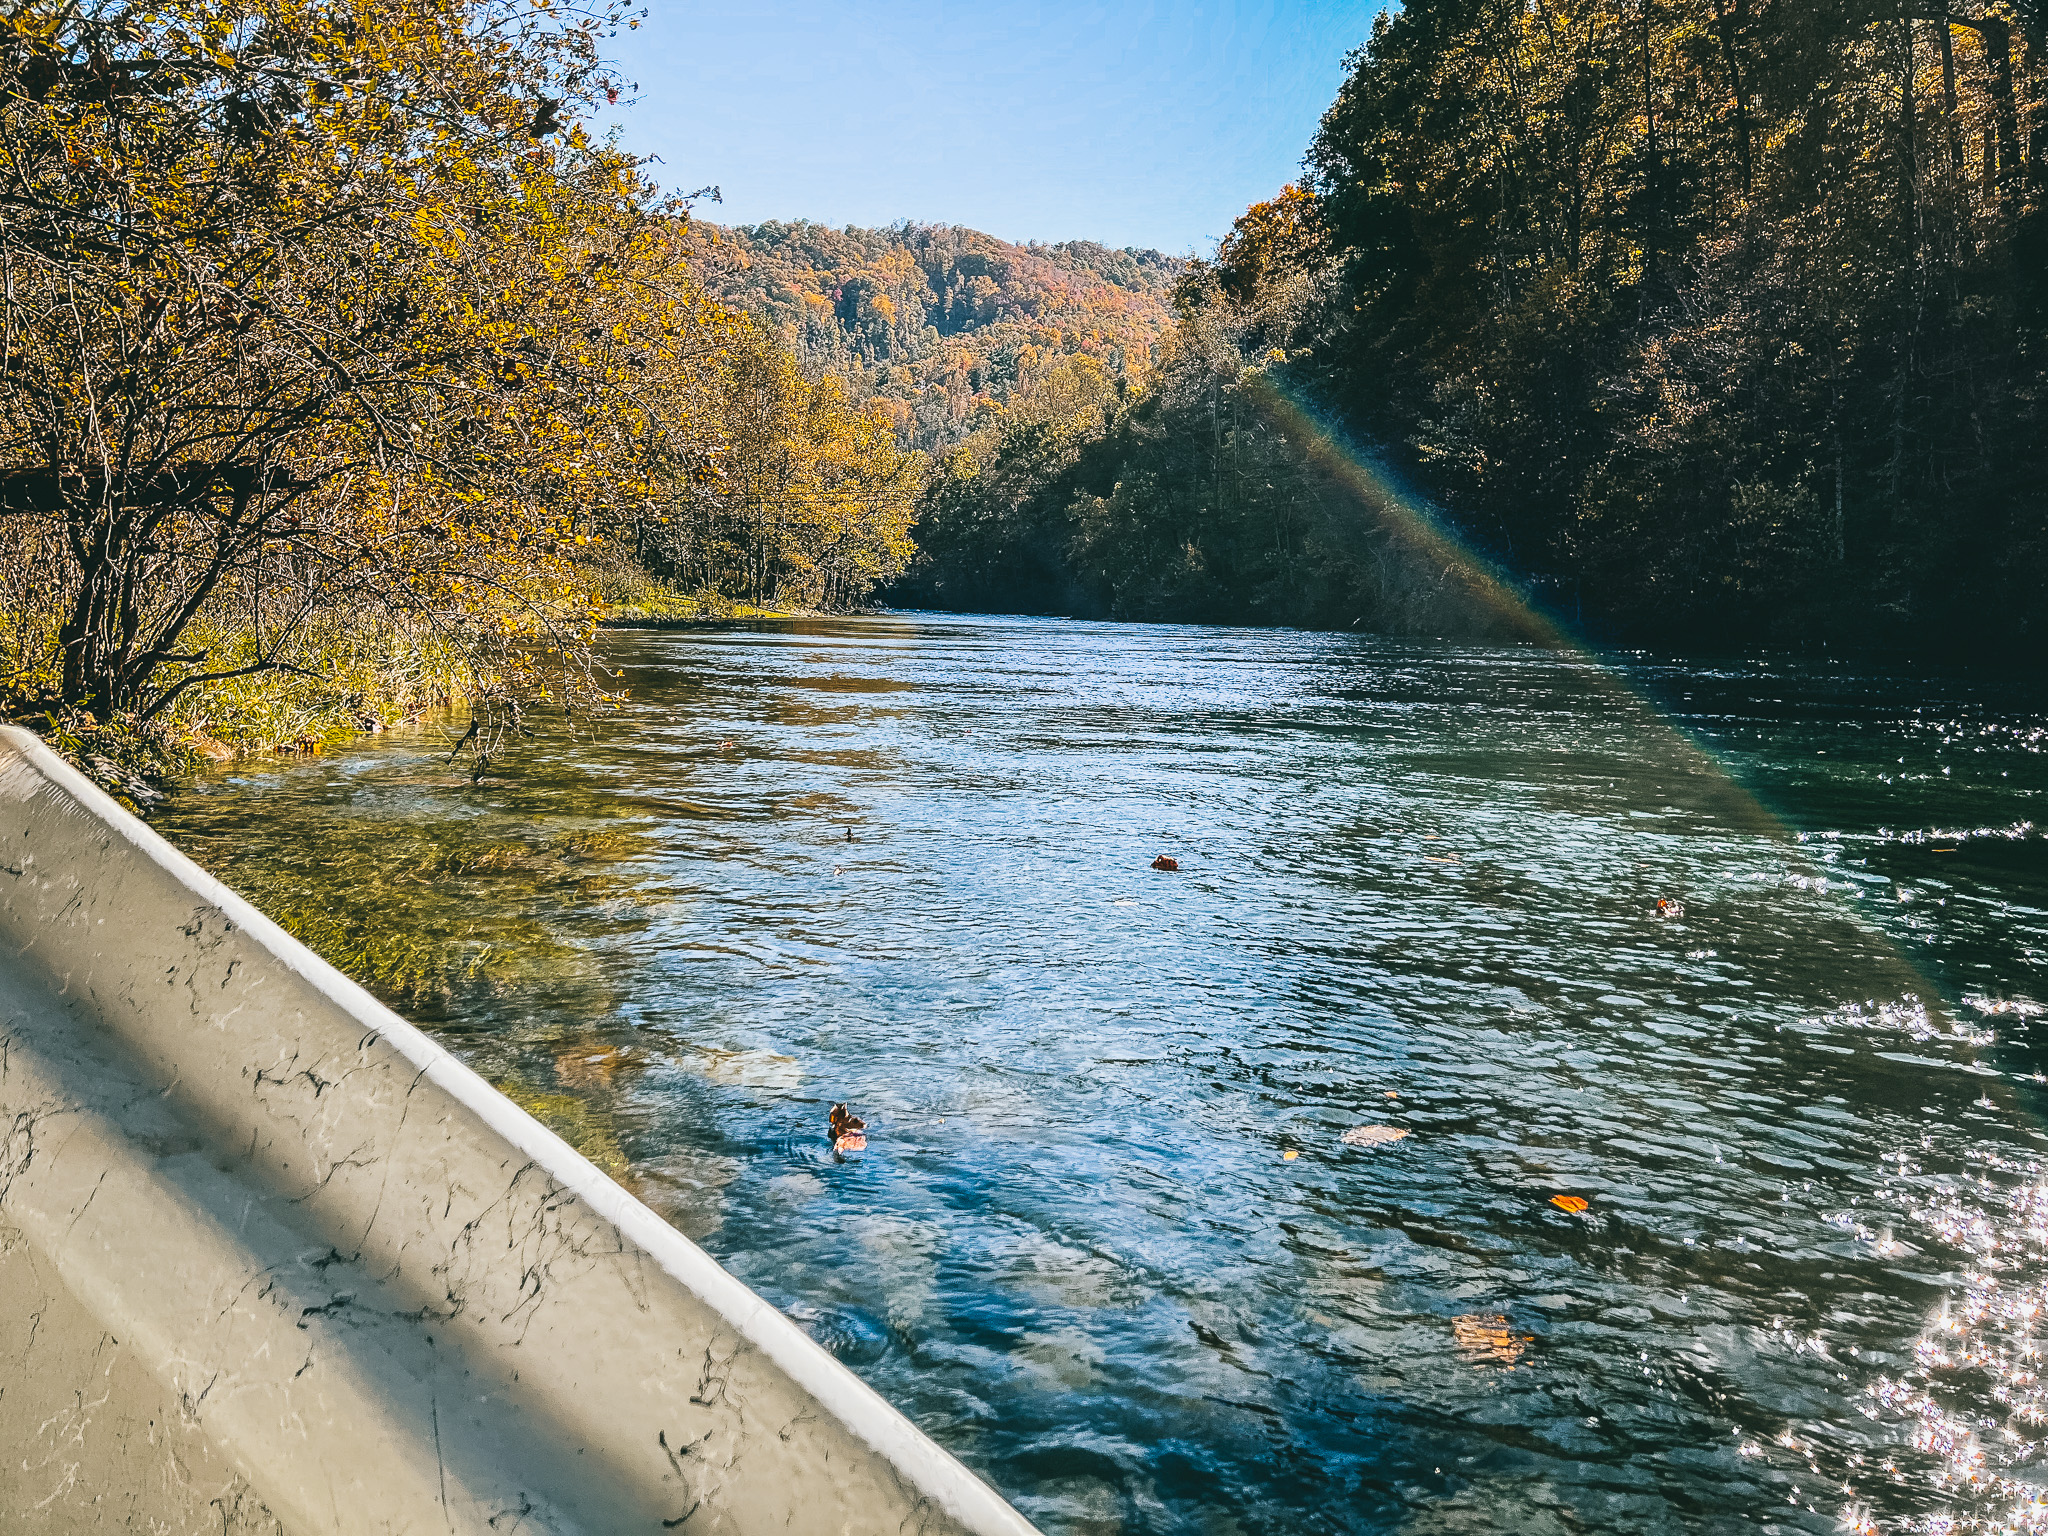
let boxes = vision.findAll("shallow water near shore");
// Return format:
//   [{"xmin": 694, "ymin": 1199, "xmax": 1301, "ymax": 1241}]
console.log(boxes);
[{"xmin": 155, "ymin": 614, "xmax": 2048, "ymax": 1535}]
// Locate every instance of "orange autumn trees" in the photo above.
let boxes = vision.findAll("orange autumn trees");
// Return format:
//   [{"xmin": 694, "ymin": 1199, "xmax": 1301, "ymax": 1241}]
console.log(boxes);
[
  {"xmin": 683, "ymin": 220, "xmax": 1180, "ymax": 455},
  {"xmin": 1210, "ymin": 184, "xmax": 1327, "ymax": 307},
  {"xmin": 0, "ymin": 0, "xmax": 1137, "ymax": 766}
]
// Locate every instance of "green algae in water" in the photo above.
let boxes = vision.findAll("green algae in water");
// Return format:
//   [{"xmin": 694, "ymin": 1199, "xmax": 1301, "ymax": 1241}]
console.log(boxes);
[
  {"xmin": 178, "ymin": 782, "xmax": 663, "ymax": 1178},
  {"xmin": 491, "ymin": 1079, "xmax": 632, "ymax": 1175},
  {"xmin": 189, "ymin": 798, "xmax": 657, "ymax": 1011},
  {"xmin": 163, "ymin": 724, "xmax": 666, "ymax": 1135}
]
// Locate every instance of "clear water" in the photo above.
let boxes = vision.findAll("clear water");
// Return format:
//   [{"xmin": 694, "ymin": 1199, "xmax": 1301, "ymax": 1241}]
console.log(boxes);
[{"xmin": 153, "ymin": 615, "xmax": 2048, "ymax": 1535}]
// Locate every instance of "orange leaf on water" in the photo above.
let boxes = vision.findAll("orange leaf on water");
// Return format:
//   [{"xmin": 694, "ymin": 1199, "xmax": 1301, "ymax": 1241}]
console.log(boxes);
[
  {"xmin": 1451, "ymin": 1313, "xmax": 1528, "ymax": 1364},
  {"xmin": 829, "ymin": 1103, "xmax": 867, "ymax": 1153},
  {"xmin": 1341, "ymin": 1124, "xmax": 1409, "ymax": 1148},
  {"xmin": 1282, "ymin": 1149, "xmax": 1299, "ymax": 1160},
  {"xmin": 1550, "ymin": 1195, "xmax": 1590, "ymax": 1213}
]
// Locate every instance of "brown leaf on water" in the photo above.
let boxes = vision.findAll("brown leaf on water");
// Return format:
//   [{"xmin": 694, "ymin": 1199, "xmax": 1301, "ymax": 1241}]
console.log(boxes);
[
  {"xmin": 1151, "ymin": 854, "xmax": 1180, "ymax": 871},
  {"xmin": 1340, "ymin": 1124, "xmax": 1410, "ymax": 1148},
  {"xmin": 1550, "ymin": 1194, "xmax": 1590, "ymax": 1213},
  {"xmin": 1451, "ymin": 1313, "xmax": 1529, "ymax": 1365}
]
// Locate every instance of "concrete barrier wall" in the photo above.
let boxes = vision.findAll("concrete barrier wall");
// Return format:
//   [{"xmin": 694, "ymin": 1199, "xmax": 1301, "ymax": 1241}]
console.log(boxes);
[{"xmin": 0, "ymin": 725, "xmax": 1039, "ymax": 1536}]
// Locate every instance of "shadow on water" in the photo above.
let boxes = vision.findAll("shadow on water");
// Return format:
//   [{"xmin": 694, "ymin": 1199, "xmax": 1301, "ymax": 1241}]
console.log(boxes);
[{"xmin": 155, "ymin": 614, "xmax": 2048, "ymax": 1536}]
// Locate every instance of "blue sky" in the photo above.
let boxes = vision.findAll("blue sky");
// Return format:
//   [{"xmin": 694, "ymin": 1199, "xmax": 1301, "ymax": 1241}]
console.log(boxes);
[{"xmin": 602, "ymin": 1, "xmax": 1381, "ymax": 255}]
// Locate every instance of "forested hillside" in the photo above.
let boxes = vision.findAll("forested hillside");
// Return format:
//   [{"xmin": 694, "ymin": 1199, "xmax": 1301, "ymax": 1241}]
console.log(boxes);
[
  {"xmin": 897, "ymin": 0, "xmax": 2048, "ymax": 658},
  {"xmin": 684, "ymin": 221, "xmax": 1181, "ymax": 453}
]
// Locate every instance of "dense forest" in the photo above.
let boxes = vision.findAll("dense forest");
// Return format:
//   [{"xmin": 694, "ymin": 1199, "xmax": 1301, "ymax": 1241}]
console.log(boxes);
[
  {"xmin": 895, "ymin": 0, "xmax": 2048, "ymax": 657},
  {"xmin": 684, "ymin": 220, "xmax": 1181, "ymax": 453}
]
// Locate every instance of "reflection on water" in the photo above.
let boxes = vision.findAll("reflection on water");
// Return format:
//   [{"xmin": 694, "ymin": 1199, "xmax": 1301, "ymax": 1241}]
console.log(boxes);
[{"xmin": 154, "ymin": 616, "xmax": 2048, "ymax": 1535}]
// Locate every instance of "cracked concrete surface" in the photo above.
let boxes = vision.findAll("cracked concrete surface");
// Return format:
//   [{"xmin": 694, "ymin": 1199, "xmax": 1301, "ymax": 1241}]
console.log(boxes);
[
  {"xmin": 0, "ymin": 1219, "xmax": 285, "ymax": 1533},
  {"xmin": 0, "ymin": 727, "xmax": 1039, "ymax": 1536}
]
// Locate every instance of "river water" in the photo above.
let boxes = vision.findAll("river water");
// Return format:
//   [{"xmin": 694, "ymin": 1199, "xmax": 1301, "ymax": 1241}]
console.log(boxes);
[{"xmin": 154, "ymin": 615, "xmax": 2048, "ymax": 1535}]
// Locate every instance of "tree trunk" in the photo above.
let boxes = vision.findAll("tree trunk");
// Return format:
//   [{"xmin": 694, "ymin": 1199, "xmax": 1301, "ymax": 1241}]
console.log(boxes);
[
  {"xmin": 57, "ymin": 552, "xmax": 126, "ymax": 717},
  {"xmin": 1642, "ymin": 0, "xmax": 1663, "ymax": 286},
  {"xmin": 1715, "ymin": 0, "xmax": 1754, "ymax": 196},
  {"xmin": 1938, "ymin": 17, "xmax": 1963, "ymax": 169},
  {"xmin": 1942, "ymin": 13, "xmax": 2022, "ymax": 196},
  {"xmin": 1900, "ymin": 9, "xmax": 1920, "ymax": 247},
  {"xmin": 1890, "ymin": 9, "xmax": 1920, "ymax": 513},
  {"xmin": 54, "ymin": 489, "xmax": 150, "ymax": 719},
  {"xmin": 1977, "ymin": 16, "xmax": 2022, "ymax": 196}
]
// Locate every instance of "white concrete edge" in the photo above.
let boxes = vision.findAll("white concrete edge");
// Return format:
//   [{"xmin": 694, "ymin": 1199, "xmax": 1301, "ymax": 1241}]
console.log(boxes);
[{"xmin": 0, "ymin": 725, "xmax": 1037, "ymax": 1536}]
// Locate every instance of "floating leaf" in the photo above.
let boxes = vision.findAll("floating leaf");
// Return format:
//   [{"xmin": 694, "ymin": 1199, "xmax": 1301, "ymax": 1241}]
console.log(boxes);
[
  {"xmin": 1151, "ymin": 854, "xmax": 1180, "ymax": 871},
  {"xmin": 1282, "ymin": 1149, "xmax": 1299, "ymax": 1161},
  {"xmin": 1341, "ymin": 1124, "xmax": 1410, "ymax": 1148},
  {"xmin": 1451, "ymin": 1313, "xmax": 1529, "ymax": 1364},
  {"xmin": 1550, "ymin": 1194, "xmax": 1590, "ymax": 1213}
]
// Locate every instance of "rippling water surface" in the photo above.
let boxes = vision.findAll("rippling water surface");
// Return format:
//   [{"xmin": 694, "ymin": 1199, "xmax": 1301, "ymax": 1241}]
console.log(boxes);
[{"xmin": 154, "ymin": 616, "xmax": 2048, "ymax": 1535}]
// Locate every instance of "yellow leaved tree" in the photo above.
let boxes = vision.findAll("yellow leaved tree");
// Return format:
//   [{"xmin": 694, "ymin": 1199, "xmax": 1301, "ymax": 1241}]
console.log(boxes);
[
  {"xmin": 616, "ymin": 323, "xmax": 920, "ymax": 613},
  {"xmin": 0, "ymin": 0, "xmax": 724, "ymax": 750}
]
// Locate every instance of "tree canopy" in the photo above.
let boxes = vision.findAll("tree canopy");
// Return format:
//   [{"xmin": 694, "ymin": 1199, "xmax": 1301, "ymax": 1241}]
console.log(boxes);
[
  {"xmin": 0, "ymin": 0, "xmax": 922, "ymax": 750},
  {"xmin": 895, "ymin": 0, "xmax": 2047, "ymax": 659},
  {"xmin": 684, "ymin": 220, "xmax": 1182, "ymax": 455}
]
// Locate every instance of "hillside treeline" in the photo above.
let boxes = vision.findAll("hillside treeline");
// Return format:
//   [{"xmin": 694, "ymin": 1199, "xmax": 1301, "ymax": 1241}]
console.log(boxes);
[
  {"xmin": 897, "ymin": 0, "xmax": 2048, "ymax": 655},
  {"xmin": 0, "ymin": 0, "xmax": 916, "ymax": 759},
  {"xmin": 895, "ymin": 280, "xmax": 1507, "ymax": 634},
  {"xmin": 685, "ymin": 221, "xmax": 1180, "ymax": 454}
]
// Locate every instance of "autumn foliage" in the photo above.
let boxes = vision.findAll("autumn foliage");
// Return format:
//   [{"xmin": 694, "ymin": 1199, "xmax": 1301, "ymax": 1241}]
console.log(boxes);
[
  {"xmin": 0, "ymin": 0, "xmax": 918, "ymax": 751},
  {"xmin": 614, "ymin": 328, "xmax": 920, "ymax": 613},
  {"xmin": 685, "ymin": 220, "xmax": 1180, "ymax": 454}
]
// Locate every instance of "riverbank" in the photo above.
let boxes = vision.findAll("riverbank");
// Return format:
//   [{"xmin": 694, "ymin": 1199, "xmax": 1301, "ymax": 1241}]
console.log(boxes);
[
  {"xmin": 592, "ymin": 563, "xmax": 821, "ymax": 625},
  {"xmin": 3, "ymin": 637, "xmax": 472, "ymax": 810},
  {"xmin": 3, "ymin": 584, "xmax": 835, "ymax": 808},
  {"xmin": 599, "ymin": 605, "xmax": 817, "ymax": 627}
]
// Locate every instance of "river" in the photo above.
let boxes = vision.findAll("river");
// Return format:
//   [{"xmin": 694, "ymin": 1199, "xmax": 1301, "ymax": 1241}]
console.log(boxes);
[{"xmin": 154, "ymin": 614, "xmax": 2048, "ymax": 1535}]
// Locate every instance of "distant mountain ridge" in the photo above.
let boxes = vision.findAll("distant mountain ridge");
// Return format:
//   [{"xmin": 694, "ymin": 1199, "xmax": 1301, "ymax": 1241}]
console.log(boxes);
[{"xmin": 683, "ymin": 219, "xmax": 1183, "ymax": 452}]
